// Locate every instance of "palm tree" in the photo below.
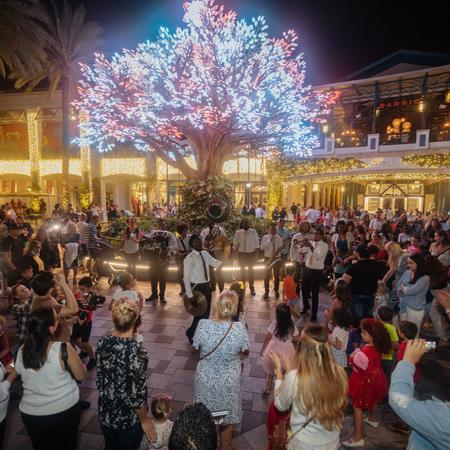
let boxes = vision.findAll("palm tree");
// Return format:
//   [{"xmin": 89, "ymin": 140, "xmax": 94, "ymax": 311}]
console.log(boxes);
[
  {"xmin": 0, "ymin": 0, "xmax": 47, "ymax": 77},
  {"xmin": 8, "ymin": 0, "xmax": 103, "ymax": 208}
]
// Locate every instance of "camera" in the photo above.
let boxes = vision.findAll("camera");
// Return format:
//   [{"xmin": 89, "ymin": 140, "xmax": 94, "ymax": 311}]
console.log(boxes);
[
  {"xmin": 77, "ymin": 291, "xmax": 106, "ymax": 320},
  {"xmin": 424, "ymin": 341, "xmax": 437, "ymax": 352}
]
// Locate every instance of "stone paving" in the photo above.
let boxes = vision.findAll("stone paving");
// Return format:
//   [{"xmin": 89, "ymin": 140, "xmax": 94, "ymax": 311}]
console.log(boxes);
[{"xmin": 2, "ymin": 278, "xmax": 449, "ymax": 450}]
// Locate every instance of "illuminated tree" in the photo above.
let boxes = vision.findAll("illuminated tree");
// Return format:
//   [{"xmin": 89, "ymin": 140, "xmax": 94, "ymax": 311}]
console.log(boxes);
[{"xmin": 76, "ymin": 0, "xmax": 335, "ymax": 182}]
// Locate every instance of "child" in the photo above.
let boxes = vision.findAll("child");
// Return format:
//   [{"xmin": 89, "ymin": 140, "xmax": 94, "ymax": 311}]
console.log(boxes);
[
  {"xmin": 8, "ymin": 284, "xmax": 32, "ymax": 347},
  {"xmin": 282, "ymin": 266, "xmax": 299, "ymax": 318},
  {"xmin": 344, "ymin": 318, "xmax": 392, "ymax": 447},
  {"xmin": 260, "ymin": 303, "xmax": 299, "ymax": 395},
  {"xmin": 72, "ymin": 276, "xmax": 98, "ymax": 369},
  {"xmin": 0, "ymin": 317, "xmax": 13, "ymax": 367},
  {"xmin": 111, "ymin": 272, "xmax": 144, "ymax": 343},
  {"xmin": 375, "ymin": 282, "xmax": 390, "ymax": 311},
  {"xmin": 229, "ymin": 281, "xmax": 246, "ymax": 326},
  {"xmin": 329, "ymin": 307, "xmax": 351, "ymax": 368},
  {"xmin": 16, "ymin": 265, "xmax": 33, "ymax": 289},
  {"xmin": 324, "ymin": 279, "xmax": 351, "ymax": 330},
  {"xmin": 396, "ymin": 321, "xmax": 421, "ymax": 383},
  {"xmin": 346, "ymin": 317, "xmax": 362, "ymax": 356},
  {"xmin": 140, "ymin": 394, "xmax": 173, "ymax": 450},
  {"xmin": 378, "ymin": 306, "xmax": 399, "ymax": 381}
]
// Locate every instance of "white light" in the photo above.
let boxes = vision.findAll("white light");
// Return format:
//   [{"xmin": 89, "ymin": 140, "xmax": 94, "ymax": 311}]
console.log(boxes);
[
  {"xmin": 136, "ymin": 265, "xmax": 150, "ymax": 270},
  {"xmin": 246, "ymin": 182, "xmax": 252, "ymax": 188},
  {"xmin": 168, "ymin": 266, "xmax": 179, "ymax": 271}
]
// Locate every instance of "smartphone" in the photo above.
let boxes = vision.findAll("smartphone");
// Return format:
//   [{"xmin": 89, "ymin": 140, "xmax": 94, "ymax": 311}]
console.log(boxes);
[
  {"xmin": 9, "ymin": 362, "xmax": 14, "ymax": 368},
  {"xmin": 424, "ymin": 341, "xmax": 437, "ymax": 352}
]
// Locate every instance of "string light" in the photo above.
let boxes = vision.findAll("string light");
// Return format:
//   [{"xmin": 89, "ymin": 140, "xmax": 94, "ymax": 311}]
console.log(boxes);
[
  {"xmin": 402, "ymin": 153, "xmax": 450, "ymax": 168},
  {"xmin": 74, "ymin": 0, "xmax": 337, "ymax": 176},
  {"xmin": 39, "ymin": 159, "xmax": 82, "ymax": 176},
  {"xmin": 101, "ymin": 158, "xmax": 147, "ymax": 177},
  {"xmin": 0, "ymin": 160, "xmax": 31, "ymax": 175},
  {"xmin": 26, "ymin": 109, "xmax": 41, "ymax": 190}
]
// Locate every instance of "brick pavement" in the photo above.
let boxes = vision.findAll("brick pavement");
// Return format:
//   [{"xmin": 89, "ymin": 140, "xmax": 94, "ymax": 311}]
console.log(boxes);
[{"xmin": 3, "ymin": 279, "xmax": 448, "ymax": 449}]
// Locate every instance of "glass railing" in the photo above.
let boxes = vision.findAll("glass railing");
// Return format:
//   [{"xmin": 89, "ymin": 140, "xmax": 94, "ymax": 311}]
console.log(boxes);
[
  {"xmin": 334, "ymin": 131, "xmax": 367, "ymax": 148},
  {"xmin": 379, "ymin": 132, "xmax": 415, "ymax": 145},
  {"xmin": 429, "ymin": 128, "xmax": 450, "ymax": 142}
]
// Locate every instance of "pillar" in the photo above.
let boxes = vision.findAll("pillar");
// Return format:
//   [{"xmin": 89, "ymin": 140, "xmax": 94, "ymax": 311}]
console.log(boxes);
[
  {"xmin": 79, "ymin": 111, "xmax": 92, "ymax": 193},
  {"xmin": 306, "ymin": 182, "xmax": 313, "ymax": 207},
  {"xmin": 26, "ymin": 109, "xmax": 42, "ymax": 192}
]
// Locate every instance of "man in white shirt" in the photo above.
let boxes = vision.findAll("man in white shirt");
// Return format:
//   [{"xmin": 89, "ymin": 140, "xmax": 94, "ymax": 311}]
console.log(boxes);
[
  {"xmin": 369, "ymin": 209, "xmax": 386, "ymax": 233},
  {"xmin": 255, "ymin": 204, "xmax": 263, "ymax": 219},
  {"xmin": 184, "ymin": 235, "xmax": 222, "ymax": 344},
  {"xmin": 143, "ymin": 219, "xmax": 177, "ymax": 304},
  {"xmin": 305, "ymin": 206, "xmax": 317, "ymax": 224},
  {"xmin": 260, "ymin": 224, "xmax": 283, "ymax": 299},
  {"xmin": 200, "ymin": 222, "xmax": 226, "ymax": 292},
  {"xmin": 290, "ymin": 222, "xmax": 313, "ymax": 295},
  {"xmin": 300, "ymin": 228, "xmax": 329, "ymax": 322},
  {"xmin": 233, "ymin": 219, "xmax": 259, "ymax": 295}
]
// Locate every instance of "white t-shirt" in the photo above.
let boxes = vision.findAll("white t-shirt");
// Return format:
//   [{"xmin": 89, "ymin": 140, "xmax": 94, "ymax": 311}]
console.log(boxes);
[
  {"xmin": 112, "ymin": 289, "xmax": 140, "ymax": 304},
  {"xmin": 15, "ymin": 342, "xmax": 79, "ymax": 415},
  {"xmin": 369, "ymin": 218, "xmax": 386, "ymax": 231},
  {"xmin": 330, "ymin": 326, "xmax": 349, "ymax": 368},
  {"xmin": 0, "ymin": 363, "xmax": 11, "ymax": 422}
]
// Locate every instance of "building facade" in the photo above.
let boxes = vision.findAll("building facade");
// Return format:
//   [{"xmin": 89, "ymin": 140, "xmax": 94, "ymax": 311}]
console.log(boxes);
[{"xmin": 0, "ymin": 50, "xmax": 449, "ymax": 213}]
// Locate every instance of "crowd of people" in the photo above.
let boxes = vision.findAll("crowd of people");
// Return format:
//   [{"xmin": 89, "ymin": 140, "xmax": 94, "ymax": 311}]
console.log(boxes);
[{"xmin": 0, "ymin": 198, "xmax": 449, "ymax": 449}]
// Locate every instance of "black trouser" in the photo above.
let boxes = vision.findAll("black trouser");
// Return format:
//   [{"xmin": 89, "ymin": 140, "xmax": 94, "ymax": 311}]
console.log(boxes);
[
  {"xmin": 238, "ymin": 252, "xmax": 256, "ymax": 290},
  {"xmin": 301, "ymin": 267, "xmax": 322, "ymax": 320},
  {"xmin": 186, "ymin": 282, "xmax": 212, "ymax": 344},
  {"xmin": 21, "ymin": 402, "xmax": 81, "ymax": 450},
  {"xmin": 101, "ymin": 421, "xmax": 143, "ymax": 450},
  {"xmin": 176, "ymin": 257, "xmax": 186, "ymax": 293},
  {"xmin": 150, "ymin": 261, "xmax": 167, "ymax": 298},
  {"xmin": 124, "ymin": 251, "xmax": 139, "ymax": 278},
  {"xmin": 294, "ymin": 261, "xmax": 305, "ymax": 295},
  {"xmin": 209, "ymin": 251, "xmax": 224, "ymax": 292},
  {"xmin": 264, "ymin": 257, "xmax": 281, "ymax": 293},
  {"xmin": 0, "ymin": 417, "xmax": 5, "ymax": 450}
]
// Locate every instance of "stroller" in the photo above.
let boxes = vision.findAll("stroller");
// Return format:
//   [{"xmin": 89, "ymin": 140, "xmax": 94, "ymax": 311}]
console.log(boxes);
[{"xmin": 90, "ymin": 239, "xmax": 116, "ymax": 281}]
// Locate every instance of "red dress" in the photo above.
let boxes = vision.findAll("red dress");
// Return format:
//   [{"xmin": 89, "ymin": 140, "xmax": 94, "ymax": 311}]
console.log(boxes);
[{"xmin": 348, "ymin": 345, "xmax": 387, "ymax": 409}]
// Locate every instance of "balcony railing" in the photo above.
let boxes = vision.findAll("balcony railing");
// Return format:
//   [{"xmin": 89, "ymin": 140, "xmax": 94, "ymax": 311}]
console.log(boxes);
[
  {"xmin": 380, "ymin": 132, "xmax": 416, "ymax": 146},
  {"xmin": 430, "ymin": 128, "xmax": 450, "ymax": 142},
  {"xmin": 335, "ymin": 131, "xmax": 368, "ymax": 148}
]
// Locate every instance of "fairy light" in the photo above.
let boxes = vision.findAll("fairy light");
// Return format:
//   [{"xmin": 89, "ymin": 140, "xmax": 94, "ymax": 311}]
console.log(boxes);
[
  {"xmin": 402, "ymin": 153, "xmax": 450, "ymax": 168},
  {"xmin": 26, "ymin": 109, "xmax": 41, "ymax": 190},
  {"xmin": 74, "ymin": 0, "xmax": 336, "ymax": 173},
  {"xmin": 101, "ymin": 158, "xmax": 147, "ymax": 177},
  {"xmin": 39, "ymin": 159, "xmax": 82, "ymax": 176},
  {"xmin": 0, "ymin": 160, "xmax": 31, "ymax": 175}
]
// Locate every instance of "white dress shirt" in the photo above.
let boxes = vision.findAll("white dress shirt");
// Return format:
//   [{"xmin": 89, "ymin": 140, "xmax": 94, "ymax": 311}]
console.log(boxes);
[
  {"xmin": 260, "ymin": 234, "xmax": 283, "ymax": 258},
  {"xmin": 176, "ymin": 235, "xmax": 191, "ymax": 254},
  {"xmin": 145, "ymin": 230, "xmax": 177, "ymax": 255},
  {"xmin": 305, "ymin": 209, "xmax": 317, "ymax": 223},
  {"xmin": 233, "ymin": 228, "xmax": 259, "ymax": 253},
  {"xmin": 369, "ymin": 218, "xmax": 386, "ymax": 231},
  {"xmin": 183, "ymin": 250, "xmax": 221, "ymax": 298},
  {"xmin": 304, "ymin": 240, "xmax": 329, "ymax": 270},
  {"xmin": 290, "ymin": 232, "xmax": 313, "ymax": 263}
]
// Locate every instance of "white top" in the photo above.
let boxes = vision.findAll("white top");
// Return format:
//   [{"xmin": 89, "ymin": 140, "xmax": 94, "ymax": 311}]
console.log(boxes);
[
  {"xmin": 77, "ymin": 221, "xmax": 88, "ymax": 243},
  {"xmin": 233, "ymin": 228, "xmax": 259, "ymax": 253},
  {"xmin": 0, "ymin": 363, "xmax": 11, "ymax": 422},
  {"xmin": 112, "ymin": 289, "xmax": 140, "ymax": 304},
  {"xmin": 305, "ymin": 208, "xmax": 317, "ymax": 223},
  {"xmin": 274, "ymin": 370, "xmax": 340, "ymax": 446},
  {"xmin": 260, "ymin": 234, "xmax": 283, "ymax": 258},
  {"xmin": 15, "ymin": 341, "xmax": 79, "ymax": 415},
  {"xmin": 145, "ymin": 419, "xmax": 174, "ymax": 450},
  {"xmin": 176, "ymin": 235, "xmax": 191, "ymax": 254},
  {"xmin": 183, "ymin": 250, "xmax": 221, "ymax": 298},
  {"xmin": 369, "ymin": 218, "xmax": 386, "ymax": 231},
  {"xmin": 290, "ymin": 232, "xmax": 313, "ymax": 263},
  {"xmin": 255, "ymin": 207, "xmax": 263, "ymax": 218},
  {"xmin": 304, "ymin": 241, "xmax": 329, "ymax": 270}
]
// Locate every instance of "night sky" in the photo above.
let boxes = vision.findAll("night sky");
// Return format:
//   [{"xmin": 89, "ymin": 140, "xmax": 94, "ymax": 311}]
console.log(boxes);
[{"xmin": 85, "ymin": 0, "xmax": 450, "ymax": 85}]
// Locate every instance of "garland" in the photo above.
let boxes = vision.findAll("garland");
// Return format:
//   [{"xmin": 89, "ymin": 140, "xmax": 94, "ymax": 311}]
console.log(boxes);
[{"xmin": 402, "ymin": 153, "xmax": 450, "ymax": 168}]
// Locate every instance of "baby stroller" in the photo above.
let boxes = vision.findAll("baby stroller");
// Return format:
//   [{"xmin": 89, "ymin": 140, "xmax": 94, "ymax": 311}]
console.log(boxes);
[{"xmin": 90, "ymin": 239, "xmax": 116, "ymax": 282}]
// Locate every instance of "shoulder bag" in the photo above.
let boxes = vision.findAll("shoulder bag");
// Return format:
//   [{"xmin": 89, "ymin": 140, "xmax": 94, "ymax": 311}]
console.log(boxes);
[
  {"xmin": 61, "ymin": 342, "xmax": 81, "ymax": 383},
  {"xmin": 200, "ymin": 322, "xmax": 234, "ymax": 360}
]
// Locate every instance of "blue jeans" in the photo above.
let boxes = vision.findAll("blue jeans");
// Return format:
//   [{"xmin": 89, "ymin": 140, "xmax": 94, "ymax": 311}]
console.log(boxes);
[
  {"xmin": 101, "ymin": 421, "xmax": 143, "ymax": 450},
  {"xmin": 351, "ymin": 294, "xmax": 375, "ymax": 319}
]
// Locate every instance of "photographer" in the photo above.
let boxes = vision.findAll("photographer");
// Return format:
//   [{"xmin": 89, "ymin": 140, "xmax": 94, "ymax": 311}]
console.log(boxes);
[
  {"xmin": 72, "ymin": 276, "xmax": 105, "ymax": 370},
  {"xmin": 389, "ymin": 339, "xmax": 450, "ymax": 449}
]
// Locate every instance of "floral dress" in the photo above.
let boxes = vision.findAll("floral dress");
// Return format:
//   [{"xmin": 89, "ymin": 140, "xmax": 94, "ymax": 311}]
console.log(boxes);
[{"xmin": 193, "ymin": 320, "xmax": 249, "ymax": 425}]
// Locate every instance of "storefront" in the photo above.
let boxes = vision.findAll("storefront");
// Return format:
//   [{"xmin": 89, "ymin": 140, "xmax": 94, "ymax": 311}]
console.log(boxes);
[{"xmin": 363, "ymin": 182, "xmax": 424, "ymax": 212}]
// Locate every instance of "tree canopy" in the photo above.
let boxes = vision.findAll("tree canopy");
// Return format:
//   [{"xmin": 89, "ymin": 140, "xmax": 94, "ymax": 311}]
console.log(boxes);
[{"xmin": 75, "ymin": 0, "xmax": 336, "ymax": 180}]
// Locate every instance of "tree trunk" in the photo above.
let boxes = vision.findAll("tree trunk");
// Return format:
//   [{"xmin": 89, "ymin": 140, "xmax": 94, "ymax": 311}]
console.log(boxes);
[{"xmin": 61, "ymin": 75, "xmax": 71, "ymax": 209}]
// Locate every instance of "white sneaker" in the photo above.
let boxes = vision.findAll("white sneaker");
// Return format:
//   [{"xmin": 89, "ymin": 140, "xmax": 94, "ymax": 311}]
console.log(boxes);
[
  {"xmin": 342, "ymin": 438, "xmax": 365, "ymax": 447},
  {"xmin": 364, "ymin": 416, "xmax": 379, "ymax": 428}
]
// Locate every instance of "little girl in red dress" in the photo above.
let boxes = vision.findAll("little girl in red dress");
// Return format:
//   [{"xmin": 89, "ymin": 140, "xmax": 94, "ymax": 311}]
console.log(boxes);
[{"xmin": 343, "ymin": 318, "xmax": 392, "ymax": 447}]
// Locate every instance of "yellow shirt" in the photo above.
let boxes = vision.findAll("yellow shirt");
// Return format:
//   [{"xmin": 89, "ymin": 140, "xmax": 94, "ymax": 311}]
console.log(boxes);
[{"xmin": 382, "ymin": 323, "xmax": 398, "ymax": 360}]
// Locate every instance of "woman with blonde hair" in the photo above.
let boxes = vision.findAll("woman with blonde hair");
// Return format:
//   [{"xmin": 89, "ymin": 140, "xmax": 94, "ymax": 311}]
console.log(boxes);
[
  {"xmin": 193, "ymin": 289, "xmax": 249, "ymax": 450},
  {"xmin": 96, "ymin": 301, "xmax": 156, "ymax": 450},
  {"xmin": 270, "ymin": 324, "xmax": 348, "ymax": 450}
]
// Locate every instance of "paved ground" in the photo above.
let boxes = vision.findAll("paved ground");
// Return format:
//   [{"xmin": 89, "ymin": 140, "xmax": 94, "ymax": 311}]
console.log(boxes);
[{"xmin": 2, "ymin": 279, "xmax": 449, "ymax": 450}]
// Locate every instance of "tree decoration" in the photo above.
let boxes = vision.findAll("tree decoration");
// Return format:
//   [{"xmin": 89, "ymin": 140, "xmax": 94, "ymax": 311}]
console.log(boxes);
[{"xmin": 74, "ymin": 0, "xmax": 336, "ymax": 182}]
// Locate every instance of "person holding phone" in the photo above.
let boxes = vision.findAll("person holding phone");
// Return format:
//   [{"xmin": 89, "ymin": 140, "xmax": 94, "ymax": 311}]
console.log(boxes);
[{"xmin": 389, "ymin": 339, "xmax": 450, "ymax": 449}]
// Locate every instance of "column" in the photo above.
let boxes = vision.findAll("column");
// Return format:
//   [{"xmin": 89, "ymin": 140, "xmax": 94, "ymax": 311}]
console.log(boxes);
[
  {"xmin": 306, "ymin": 182, "xmax": 313, "ymax": 207},
  {"xmin": 26, "ymin": 109, "xmax": 42, "ymax": 192},
  {"xmin": 79, "ymin": 111, "xmax": 92, "ymax": 193}
]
